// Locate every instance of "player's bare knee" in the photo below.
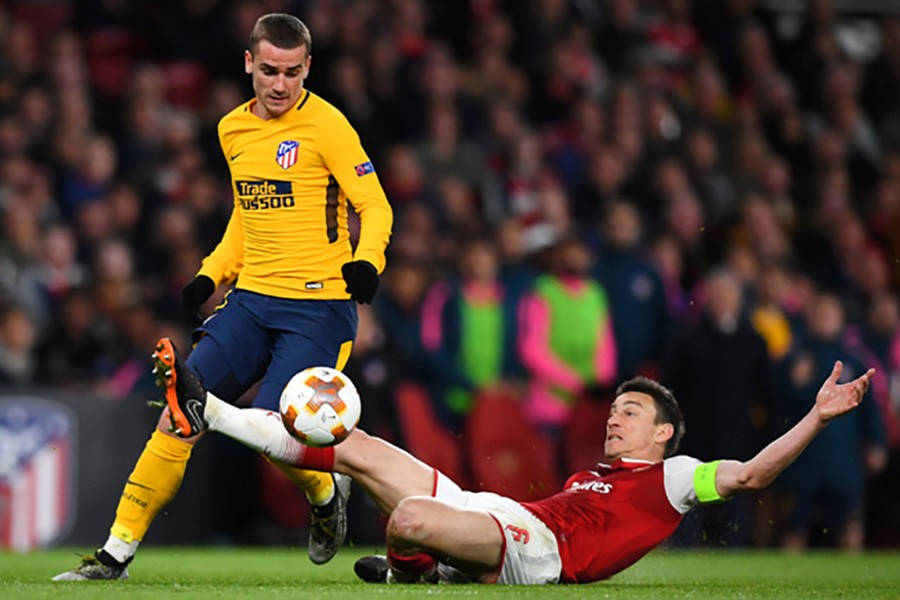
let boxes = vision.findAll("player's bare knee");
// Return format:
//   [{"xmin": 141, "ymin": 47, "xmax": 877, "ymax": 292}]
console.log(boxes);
[{"xmin": 387, "ymin": 498, "xmax": 434, "ymax": 546}]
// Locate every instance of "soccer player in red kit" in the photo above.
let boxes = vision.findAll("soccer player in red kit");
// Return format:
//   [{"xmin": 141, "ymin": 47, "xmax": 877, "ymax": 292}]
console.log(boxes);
[{"xmin": 154, "ymin": 337, "xmax": 874, "ymax": 585}]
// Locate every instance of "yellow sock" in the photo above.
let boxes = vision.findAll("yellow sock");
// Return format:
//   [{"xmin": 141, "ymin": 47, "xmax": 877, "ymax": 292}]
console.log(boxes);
[
  {"xmin": 271, "ymin": 461, "xmax": 335, "ymax": 506},
  {"xmin": 110, "ymin": 430, "xmax": 193, "ymax": 543}
]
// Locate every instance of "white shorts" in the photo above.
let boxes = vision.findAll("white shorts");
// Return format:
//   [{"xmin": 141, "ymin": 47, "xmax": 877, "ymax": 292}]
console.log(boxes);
[{"xmin": 433, "ymin": 471, "xmax": 562, "ymax": 585}]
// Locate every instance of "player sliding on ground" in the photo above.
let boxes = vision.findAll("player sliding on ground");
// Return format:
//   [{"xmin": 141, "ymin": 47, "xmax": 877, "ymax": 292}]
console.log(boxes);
[{"xmin": 154, "ymin": 337, "xmax": 875, "ymax": 584}]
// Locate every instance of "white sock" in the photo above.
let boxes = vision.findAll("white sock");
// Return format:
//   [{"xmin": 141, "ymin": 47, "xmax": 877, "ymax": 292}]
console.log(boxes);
[
  {"xmin": 102, "ymin": 535, "xmax": 139, "ymax": 564},
  {"xmin": 203, "ymin": 392, "xmax": 305, "ymax": 465}
]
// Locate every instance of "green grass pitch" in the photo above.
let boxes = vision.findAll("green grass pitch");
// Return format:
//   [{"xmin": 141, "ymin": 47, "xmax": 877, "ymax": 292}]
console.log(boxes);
[{"xmin": 2, "ymin": 547, "xmax": 899, "ymax": 599}]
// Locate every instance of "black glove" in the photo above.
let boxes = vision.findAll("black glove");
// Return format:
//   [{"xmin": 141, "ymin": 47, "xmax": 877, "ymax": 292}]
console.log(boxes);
[
  {"xmin": 180, "ymin": 275, "xmax": 215, "ymax": 316},
  {"xmin": 341, "ymin": 260, "xmax": 379, "ymax": 304}
]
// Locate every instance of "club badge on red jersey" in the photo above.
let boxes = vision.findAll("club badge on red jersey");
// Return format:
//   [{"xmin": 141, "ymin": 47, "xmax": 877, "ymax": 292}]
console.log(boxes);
[{"xmin": 276, "ymin": 141, "xmax": 300, "ymax": 170}]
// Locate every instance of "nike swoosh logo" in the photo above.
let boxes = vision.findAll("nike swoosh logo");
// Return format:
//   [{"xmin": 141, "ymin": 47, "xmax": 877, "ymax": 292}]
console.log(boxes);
[
  {"xmin": 126, "ymin": 479, "xmax": 156, "ymax": 492},
  {"xmin": 230, "ymin": 151, "xmax": 245, "ymax": 161},
  {"xmin": 186, "ymin": 398, "xmax": 205, "ymax": 429}
]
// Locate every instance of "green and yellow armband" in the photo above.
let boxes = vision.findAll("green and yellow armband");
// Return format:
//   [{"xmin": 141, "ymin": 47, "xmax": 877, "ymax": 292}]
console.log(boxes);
[{"xmin": 694, "ymin": 460, "xmax": 725, "ymax": 503}]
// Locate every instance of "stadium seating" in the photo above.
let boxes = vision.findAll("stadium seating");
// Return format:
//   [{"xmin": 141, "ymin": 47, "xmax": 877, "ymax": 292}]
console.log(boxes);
[
  {"xmin": 394, "ymin": 382, "xmax": 468, "ymax": 486},
  {"xmin": 465, "ymin": 389, "xmax": 561, "ymax": 502},
  {"xmin": 563, "ymin": 395, "xmax": 613, "ymax": 474}
]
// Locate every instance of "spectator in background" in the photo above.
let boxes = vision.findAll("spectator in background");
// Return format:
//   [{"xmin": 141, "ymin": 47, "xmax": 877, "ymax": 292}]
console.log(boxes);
[
  {"xmin": 17, "ymin": 82, "xmax": 56, "ymax": 162},
  {"xmin": 99, "ymin": 302, "xmax": 175, "ymax": 400},
  {"xmin": 544, "ymin": 96, "xmax": 604, "ymax": 197},
  {"xmin": 594, "ymin": 200, "xmax": 671, "ymax": 381},
  {"xmin": 35, "ymin": 287, "xmax": 113, "ymax": 386},
  {"xmin": 862, "ymin": 292, "xmax": 900, "ymax": 548},
  {"xmin": 381, "ymin": 144, "xmax": 430, "ymax": 208},
  {"xmin": 414, "ymin": 43, "xmax": 485, "ymax": 141},
  {"xmin": 683, "ymin": 126, "xmax": 736, "ymax": 227},
  {"xmin": 686, "ymin": 54, "xmax": 735, "ymax": 139},
  {"xmin": 862, "ymin": 17, "xmax": 900, "ymax": 136},
  {"xmin": 736, "ymin": 193, "xmax": 792, "ymax": 265},
  {"xmin": 519, "ymin": 234, "xmax": 617, "ymax": 439},
  {"xmin": 387, "ymin": 203, "xmax": 444, "ymax": 266},
  {"xmin": 778, "ymin": 291, "xmax": 886, "ymax": 551},
  {"xmin": 528, "ymin": 21, "xmax": 605, "ymax": 124},
  {"xmin": 329, "ymin": 54, "xmax": 391, "ymax": 166},
  {"xmin": 58, "ymin": 134, "xmax": 117, "ymax": 219},
  {"xmin": 759, "ymin": 155, "xmax": 797, "ymax": 230},
  {"xmin": 0, "ymin": 199, "xmax": 46, "ymax": 325},
  {"xmin": 432, "ymin": 176, "xmax": 483, "ymax": 241},
  {"xmin": 731, "ymin": 127, "xmax": 772, "ymax": 199},
  {"xmin": 414, "ymin": 102, "xmax": 485, "ymax": 198},
  {"xmin": 647, "ymin": 0, "xmax": 702, "ymax": 81},
  {"xmin": 494, "ymin": 217, "xmax": 537, "ymax": 305},
  {"xmin": 344, "ymin": 304, "xmax": 401, "ymax": 445},
  {"xmin": 866, "ymin": 175, "xmax": 900, "ymax": 270},
  {"xmin": 72, "ymin": 198, "xmax": 114, "ymax": 265},
  {"xmin": 736, "ymin": 22, "xmax": 784, "ymax": 109},
  {"xmin": 373, "ymin": 256, "xmax": 432, "ymax": 389},
  {"xmin": 750, "ymin": 261, "xmax": 796, "ymax": 361},
  {"xmin": 819, "ymin": 64, "xmax": 882, "ymax": 195},
  {"xmin": 663, "ymin": 267, "xmax": 775, "ymax": 546},
  {"xmin": 853, "ymin": 291, "xmax": 900, "ymax": 448},
  {"xmin": 141, "ymin": 204, "xmax": 200, "ymax": 283},
  {"xmin": 641, "ymin": 91, "xmax": 684, "ymax": 163},
  {"xmin": 648, "ymin": 233, "xmax": 689, "ymax": 317},
  {"xmin": 466, "ymin": 14, "xmax": 530, "ymax": 111},
  {"xmin": 597, "ymin": 0, "xmax": 647, "ymax": 76},
  {"xmin": 420, "ymin": 237, "xmax": 522, "ymax": 432},
  {"xmin": 863, "ymin": 292, "xmax": 900, "ymax": 415},
  {"xmin": 663, "ymin": 186, "xmax": 709, "ymax": 289},
  {"xmin": 1, "ymin": 156, "xmax": 61, "ymax": 228},
  {"xmin": 489, "ymin": 131, "xmax": 562, "ymax": 250},
  {"xmin": 0, "ymin": 304, "xmax": 38, "ymax": 386},
  {"xmin": 106, "ymin": 183, "xmax": 146, "ymax": 245},
  {"xmin": 574, "ymin": 144, "xmax": 629, "ymax": 227}
]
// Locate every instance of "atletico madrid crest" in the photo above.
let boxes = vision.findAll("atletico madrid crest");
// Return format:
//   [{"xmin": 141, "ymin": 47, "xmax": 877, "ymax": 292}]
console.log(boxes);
[
  {"xmin": 276, "ymin": 140, "xmax": 300, "ymax": 170},
  {"xmin": 0, "ymin": 397, "xmax": 75, "ymax": 550}
]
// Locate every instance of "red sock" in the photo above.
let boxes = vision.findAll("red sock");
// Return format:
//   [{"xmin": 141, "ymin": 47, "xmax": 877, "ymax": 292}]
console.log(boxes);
[
  {"xmin": 298, "ymin": 446, "xmax": 335, "ymax": 471},
  {"xmin": 387, "ymin": 549, "xmax": 437, "ymax": 579}
]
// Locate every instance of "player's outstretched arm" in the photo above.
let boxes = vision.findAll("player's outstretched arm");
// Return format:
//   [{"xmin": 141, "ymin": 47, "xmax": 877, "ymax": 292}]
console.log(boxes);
[{"xmin": 714, "ymin": 361, "xmax": 874, "ymax": 499}]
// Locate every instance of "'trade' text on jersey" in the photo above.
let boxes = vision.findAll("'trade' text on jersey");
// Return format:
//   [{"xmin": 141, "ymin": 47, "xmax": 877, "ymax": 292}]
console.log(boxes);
[{"xmin": 236, "ymin": 179, "xmax": 296, "ymax": 211}]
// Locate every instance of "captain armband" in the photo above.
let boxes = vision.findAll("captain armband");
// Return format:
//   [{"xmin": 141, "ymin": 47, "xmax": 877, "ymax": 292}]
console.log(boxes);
[{"xmin": 693, "ymin": 460, "xmax": 725, "ymax": 503}]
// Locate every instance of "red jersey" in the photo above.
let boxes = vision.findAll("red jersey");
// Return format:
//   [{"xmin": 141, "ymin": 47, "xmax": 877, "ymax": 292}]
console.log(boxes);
[{"xmin": 521, "ymin": 455, "xmax": 702, "ymax": 583}]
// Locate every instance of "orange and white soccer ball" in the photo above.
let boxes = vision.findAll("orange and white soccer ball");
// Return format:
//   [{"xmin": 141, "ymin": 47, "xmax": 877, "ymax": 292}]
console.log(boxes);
[{"xmin": 279, "ymin": 367, "xmax": 361, "ymax": 447}]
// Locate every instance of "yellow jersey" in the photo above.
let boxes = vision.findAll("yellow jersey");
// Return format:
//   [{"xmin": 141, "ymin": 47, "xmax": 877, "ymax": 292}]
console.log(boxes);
[{"xmin": 198, "ymin": 89, "xmax": 393, "ymax": 299}]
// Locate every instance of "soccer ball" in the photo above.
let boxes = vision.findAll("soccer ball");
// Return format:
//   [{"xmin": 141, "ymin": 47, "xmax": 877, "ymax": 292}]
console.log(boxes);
[{"xmin": 279, "ymin": 366, "xmax": 361, "ymax": 447}]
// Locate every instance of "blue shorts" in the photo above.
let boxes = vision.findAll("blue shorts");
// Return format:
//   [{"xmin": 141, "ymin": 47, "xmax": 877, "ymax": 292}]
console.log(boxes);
[{"xmin": 185, "ymin": 288, "xmax": 357, "ymax": 411}]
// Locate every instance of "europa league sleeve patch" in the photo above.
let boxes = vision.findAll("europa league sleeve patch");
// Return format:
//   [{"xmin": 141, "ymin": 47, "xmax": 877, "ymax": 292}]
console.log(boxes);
[{"xmin": 354, "ymin": 161, "xmax": 375, "ymax": 176}]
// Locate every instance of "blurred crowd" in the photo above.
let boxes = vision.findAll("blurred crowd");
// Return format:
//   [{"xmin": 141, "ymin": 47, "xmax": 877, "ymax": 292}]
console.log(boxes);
[{"xmin": 1, "ymin": 0, "xmax": 900, "ymax": 549}]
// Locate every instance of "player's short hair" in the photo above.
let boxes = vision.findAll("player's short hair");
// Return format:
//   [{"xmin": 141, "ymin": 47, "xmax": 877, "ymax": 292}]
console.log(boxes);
[
  {"xmin": 616, "ymin": 376, "xmax": 685, "ymax": 457},
  {"xmin": 249, "ymin": 13, "xmax": 312, "ymax": 56}
]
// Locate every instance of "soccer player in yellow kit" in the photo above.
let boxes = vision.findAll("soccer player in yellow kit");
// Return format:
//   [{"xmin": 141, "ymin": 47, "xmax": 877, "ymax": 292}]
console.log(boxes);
[{"xmin": 54, "ymin": 13, "xmax": 392, "ymax": 580}]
